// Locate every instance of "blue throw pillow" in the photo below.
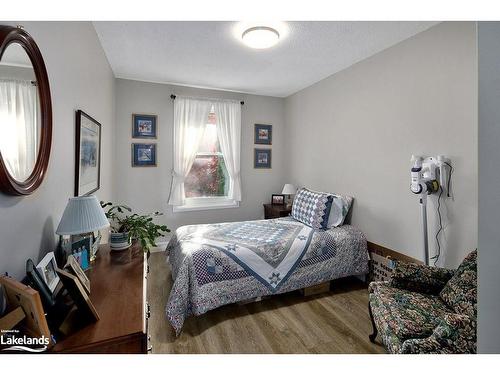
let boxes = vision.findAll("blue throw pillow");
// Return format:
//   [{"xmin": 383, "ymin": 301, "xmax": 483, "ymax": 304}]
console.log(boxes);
[{"xmin": 291, "ymin": 188, "xmax": 333, "ymax": 229}]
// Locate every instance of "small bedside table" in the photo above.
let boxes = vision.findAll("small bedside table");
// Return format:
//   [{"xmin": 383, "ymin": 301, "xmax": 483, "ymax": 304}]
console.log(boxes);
[{"xmin": 263, "ymin": 204, "xmax": 292, "ymax": 219}]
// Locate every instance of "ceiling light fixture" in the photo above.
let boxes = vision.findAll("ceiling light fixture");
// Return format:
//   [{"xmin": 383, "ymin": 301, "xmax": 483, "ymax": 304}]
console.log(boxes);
[{"xmin": 241, "ymin": 26, "xmax": 280, "ymax": 49}]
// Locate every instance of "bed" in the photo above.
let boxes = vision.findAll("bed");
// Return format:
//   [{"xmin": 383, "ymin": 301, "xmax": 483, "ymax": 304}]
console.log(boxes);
[{"xmin": 165, "ymin": 216, "xmax": 369, "ymax": 335}]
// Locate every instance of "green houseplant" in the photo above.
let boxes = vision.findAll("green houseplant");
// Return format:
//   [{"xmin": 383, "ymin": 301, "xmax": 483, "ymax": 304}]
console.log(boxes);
[{"xmin": 100, "ymin": 201, "xmax": 170, "ymax": 254}]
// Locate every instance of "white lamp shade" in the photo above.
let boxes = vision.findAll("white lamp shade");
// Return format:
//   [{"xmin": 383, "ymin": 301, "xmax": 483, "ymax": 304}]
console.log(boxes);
[
  {"xmin": 281, "ymin": 184, "xmax": 297, "ymax": 195},
  {"xmin": 56, "ymin": 196, "xmax": 110, "ymax": 235}
]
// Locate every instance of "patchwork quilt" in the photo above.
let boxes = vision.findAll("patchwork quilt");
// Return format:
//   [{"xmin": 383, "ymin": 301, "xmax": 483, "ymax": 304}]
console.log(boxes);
[{"xmin": 165, "ymin": 217, "xmax": 369, "ymax": 335}]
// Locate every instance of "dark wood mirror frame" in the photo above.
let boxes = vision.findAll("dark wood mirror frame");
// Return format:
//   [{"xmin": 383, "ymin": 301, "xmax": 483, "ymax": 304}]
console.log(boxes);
[{"xmin": 0, "ymin": 25, "xmax": 52, "ymax": 195}]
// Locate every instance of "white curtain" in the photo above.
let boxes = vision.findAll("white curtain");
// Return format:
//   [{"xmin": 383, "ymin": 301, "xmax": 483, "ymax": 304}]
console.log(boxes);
[
  {"xmin": 0, "ymin": 79, "xmax": 38, "ymax": 182},
  {"xmin": 168, "ymin": 97, "xmax": 212, "ymax": 206},
  {"xmin": 214, "ymin": 100, "xmax": 242, "ymax": 201}
]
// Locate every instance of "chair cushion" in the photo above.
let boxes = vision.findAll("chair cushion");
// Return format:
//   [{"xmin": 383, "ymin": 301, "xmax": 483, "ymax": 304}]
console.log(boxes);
[
  {"xmin": 371, "ymin": 283, "xmax": 452, "ymax": 340},
  {"xmin": 440, "ymin": 250, "xmax": 477, "ymax": 317},
  {"xmin": 291, "ymin": 188, "xmax": 333, "ymax": 229}
]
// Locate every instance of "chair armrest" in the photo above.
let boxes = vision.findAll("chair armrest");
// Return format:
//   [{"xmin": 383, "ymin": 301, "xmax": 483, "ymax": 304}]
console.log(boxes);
[
  {"xmin": 400, "ymin": 313, "xmax": 476, "ymax": 354},
  {"xmin": 390, "ymin": 261, "xmax": 455, "ymax": 295}
]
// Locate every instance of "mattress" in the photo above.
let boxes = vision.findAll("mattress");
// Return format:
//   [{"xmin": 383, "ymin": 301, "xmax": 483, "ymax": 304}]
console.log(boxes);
[{"xmin": 165, "ymin": 216, "xmax": 369, "ymax": 335}]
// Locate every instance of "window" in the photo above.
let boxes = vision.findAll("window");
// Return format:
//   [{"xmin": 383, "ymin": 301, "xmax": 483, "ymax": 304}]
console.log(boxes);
[
  {"xmin": 174, "ymin": 109, "xmax": 238, "ymax": 212},
  {"xmin": 184, "ymin": 111, "xmax": 229, "ymax": 198}
]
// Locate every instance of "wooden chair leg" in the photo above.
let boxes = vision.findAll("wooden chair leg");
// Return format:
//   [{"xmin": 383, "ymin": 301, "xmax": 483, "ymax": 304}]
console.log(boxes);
[{"xmin": 368, "ymin": 301, "xmax": 378, "ymax": 343}]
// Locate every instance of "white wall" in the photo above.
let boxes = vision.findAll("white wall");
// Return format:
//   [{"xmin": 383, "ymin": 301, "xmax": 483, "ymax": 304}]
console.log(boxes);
[
  {"xmin": 284, "ymin": 22, "xmax": 477, "ymax": 268},
  {"xmin": 0, "ymin": 22, "xmax": 116, "ymax": 279},
  {"xmin": 478, "ymin": 21, "xmax": 500, "ymax": 354},
  {"xmin": 114, "ymin": 79, "xmax": 286, "ymax": 233}
]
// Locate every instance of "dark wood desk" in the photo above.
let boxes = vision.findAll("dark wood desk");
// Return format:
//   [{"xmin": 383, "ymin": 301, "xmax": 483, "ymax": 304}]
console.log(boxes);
[
  {"xmin": 51, "ymin": 244, "xmax": 149, "ymax": 353},
  {"xmin": 263, "ymin": 203, "xmax": 292, "ymax": 219}
]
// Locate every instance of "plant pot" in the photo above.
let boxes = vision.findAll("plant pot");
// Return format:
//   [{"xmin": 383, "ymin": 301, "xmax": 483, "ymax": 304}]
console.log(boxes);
[{"xmin": 110, "ymin": 232, "xmax": 131, "ymax": 251}]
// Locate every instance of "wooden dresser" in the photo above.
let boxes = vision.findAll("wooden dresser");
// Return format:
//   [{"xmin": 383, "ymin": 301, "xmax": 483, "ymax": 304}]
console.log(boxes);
[{"xmin": 51, "ymin": 244, "xmax": 150, "ymax": 353}]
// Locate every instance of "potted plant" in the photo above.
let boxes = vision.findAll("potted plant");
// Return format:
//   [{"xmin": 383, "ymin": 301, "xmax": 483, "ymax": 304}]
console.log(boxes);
[{"xmin": 101, "ymin": 201, "xmax": 170, "ymax": 255}]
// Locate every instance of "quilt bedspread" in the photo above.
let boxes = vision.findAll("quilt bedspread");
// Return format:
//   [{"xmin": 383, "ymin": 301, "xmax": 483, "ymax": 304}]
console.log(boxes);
[{"xmin": 165, "ymin": 217, "xmax": 369, "ymax": 335}]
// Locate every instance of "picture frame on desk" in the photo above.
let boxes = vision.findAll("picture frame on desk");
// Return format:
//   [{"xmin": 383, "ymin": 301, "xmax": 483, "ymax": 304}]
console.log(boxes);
[
  {"xmin": 70, "ymin": 236, "xmax": 92, "ymax": 271},
  {"xmin": 65, "ymin": 255, "xmax": 91, "ymax": 295},
  {"xmin": 271, "ymin": 194, "xmax": 285, "ymax": 205},
  {"xmin": 36, "ymin": 252, "xmax": 60, "ymax": 294},
  {"xmin": 56, "ymin": 268, "xmax": 99, "ymax": 323}
]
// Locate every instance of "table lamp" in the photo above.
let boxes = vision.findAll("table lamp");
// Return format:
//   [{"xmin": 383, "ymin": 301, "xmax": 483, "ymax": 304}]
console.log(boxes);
[
  {"xmin": 56, "ymin": 196, "xmax": 110, "ymax": 265},
  {"xmin": 281, "ymin": 184, "xmax": 297, "ymax": 209}
]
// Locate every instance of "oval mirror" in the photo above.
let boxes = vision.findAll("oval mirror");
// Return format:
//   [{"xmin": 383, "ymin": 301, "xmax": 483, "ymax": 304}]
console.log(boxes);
[{"xmin": 0, "ymin": 26, "xmax": 52, "ymax": 195}]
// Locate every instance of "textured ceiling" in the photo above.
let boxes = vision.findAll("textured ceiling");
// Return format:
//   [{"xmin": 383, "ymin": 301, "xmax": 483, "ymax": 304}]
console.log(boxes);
[{"xmin": 93, "ymin": 21, "xmax": 438, "ymax": 97}]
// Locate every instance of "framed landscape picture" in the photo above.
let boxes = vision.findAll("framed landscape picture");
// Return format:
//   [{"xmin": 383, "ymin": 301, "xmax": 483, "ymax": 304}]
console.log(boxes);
[
  {"xmin": 254, "ymin": 124, "xmax": 272, "ymax": 145},
  {"xmin": 132, "ymin": 143, "xmax": 157, "ymax": 167},
  {"xmin": 132, "ymin": 114, "xmax": 157, "ymax": 139},
  {"xmin": 75, "ymin": 110, "xmax": 101, "ymax": 196},
  {"xmin": 254, "ymin": 148, "xmax": 272, "ymax": 169}
]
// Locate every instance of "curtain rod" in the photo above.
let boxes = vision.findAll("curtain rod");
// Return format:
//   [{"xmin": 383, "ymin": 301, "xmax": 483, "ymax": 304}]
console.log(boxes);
[{"xmin": 170, "ymin": 94, "xmax": 244, "ymax": 105}]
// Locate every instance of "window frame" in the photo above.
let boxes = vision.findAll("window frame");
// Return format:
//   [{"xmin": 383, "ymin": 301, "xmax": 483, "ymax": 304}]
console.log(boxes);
[{"xmin": 175, "ymin": 119, "xmax": 237, "ymax": 212}]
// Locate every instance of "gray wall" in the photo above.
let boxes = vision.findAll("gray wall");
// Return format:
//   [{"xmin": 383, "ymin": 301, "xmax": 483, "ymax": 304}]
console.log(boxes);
[
  {"xmin": 114, "ymin": 79, "xmax": 286, "ymax": 234},
  {"xmin": 285, "ymin": 22, "xmax": 477, "ymax": 268},
  {"xmin": 478, "ymin": 22, "xmax": 500, "ymax": 354},
  {"xmin": 0, "ymin": 22, "xmax": 116, "ymax": 279}
]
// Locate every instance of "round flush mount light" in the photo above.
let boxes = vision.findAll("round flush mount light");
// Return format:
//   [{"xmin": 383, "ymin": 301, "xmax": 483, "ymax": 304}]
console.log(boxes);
[{"xmin": 241, "ymin": 26, "xmax": 280, "ymax": 49}]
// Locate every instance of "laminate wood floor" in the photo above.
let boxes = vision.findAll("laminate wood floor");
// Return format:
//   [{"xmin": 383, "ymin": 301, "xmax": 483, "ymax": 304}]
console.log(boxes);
[{"xmin": 147, "ymin": 252, "xmax": 386, "ymax": 354}]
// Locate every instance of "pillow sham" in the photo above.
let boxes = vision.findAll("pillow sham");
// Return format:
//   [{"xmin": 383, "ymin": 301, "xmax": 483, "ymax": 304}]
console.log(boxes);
[
  {"xmin": 327, "ymin": 194, "xmax": 353, "ymax": 228},
  {"xmin": 291, "ymin": 188, "xmax": 333, "ymax": 229}
]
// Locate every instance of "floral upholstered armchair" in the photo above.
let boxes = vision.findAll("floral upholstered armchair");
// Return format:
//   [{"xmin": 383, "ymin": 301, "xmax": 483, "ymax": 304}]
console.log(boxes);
[{"xmin": 368, "ymin": 250, "xmax": 477, "ymax": 354}]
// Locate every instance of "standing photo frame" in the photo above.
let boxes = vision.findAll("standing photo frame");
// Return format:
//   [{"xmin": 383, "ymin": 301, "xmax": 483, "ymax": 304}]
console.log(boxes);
[
  {"xmin": 75, "ymin": 110, "xmax": 101, "ymax": 196},
  {"xmin": 36, "ymin": 252, "xmax": 60, "ymax": 294},
  {"xmin": 65, "ymin": 255, "xmax": 90, "ymax": 295},
  {"xmin": 272, "ymin": 194, "xmax": 286, "ymax": 205}
]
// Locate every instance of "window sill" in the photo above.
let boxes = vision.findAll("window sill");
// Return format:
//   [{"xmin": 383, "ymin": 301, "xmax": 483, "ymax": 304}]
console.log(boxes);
[{"xmin": 172, "ymin": 199, "xmax": 239, "ymax": 213}]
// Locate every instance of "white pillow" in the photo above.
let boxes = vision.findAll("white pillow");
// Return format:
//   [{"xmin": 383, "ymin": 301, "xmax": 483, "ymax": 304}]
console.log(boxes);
[{"xmin": 327, "ymin": 194, "xmax": 353, "ymax": 228}]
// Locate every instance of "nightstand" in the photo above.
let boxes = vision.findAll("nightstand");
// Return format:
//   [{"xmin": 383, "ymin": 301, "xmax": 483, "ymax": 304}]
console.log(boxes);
[{"xmin": 263, "ymin": 204, "xmax": 292, "ymax": 219}]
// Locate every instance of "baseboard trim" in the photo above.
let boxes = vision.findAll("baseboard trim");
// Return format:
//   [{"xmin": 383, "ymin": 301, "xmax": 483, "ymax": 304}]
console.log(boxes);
[{"xmin": 367, "ymin": 241, "xmax": 422, "ymax": 264}]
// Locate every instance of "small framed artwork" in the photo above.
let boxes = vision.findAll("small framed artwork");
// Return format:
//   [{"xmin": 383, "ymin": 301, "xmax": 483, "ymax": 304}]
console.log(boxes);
[
  {"xmin": 254, "ymin": 124, "xmax": 272, "ymax": 145},
  {"xmin": 254, "ymin": 148, "xmax": 272, "ymax": 169},
  {"xmin": 75, "ymin": 110, "xmax": 102, "ymax": 196},
  {"xmin": 132, "ymin": 143, "xmax": 157, "ymax": 167},
  {"xmin": 272, "ymin": 194, "xmax": 285, "ymax": 205},
  {"xmin": 71, "ymin": 236, "xmax": 92, "ymax": 271},
  {"xmin": 132, "ymin": 114, "xmax": 157, "ymax": 139},
  {"xmin": 56, "ymin": 268, "xmax": 99, "ymax": 322},
  {"xmin": 65, "ymin": 254, "xmax": 91, "ymax": 295},
  {"xmin": 36, "ymin": 252, "xmax": 60, "ymax": 294}
]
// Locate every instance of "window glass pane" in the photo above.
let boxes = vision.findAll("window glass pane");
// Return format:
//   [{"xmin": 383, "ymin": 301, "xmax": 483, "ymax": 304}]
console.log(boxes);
[
  {"xmin": 197, "ymin": 123, "xmax": 220, "ymax": 153},
  {"xmin": 185, "ymin": 155, "xmax": 229, "ymax": 198}
]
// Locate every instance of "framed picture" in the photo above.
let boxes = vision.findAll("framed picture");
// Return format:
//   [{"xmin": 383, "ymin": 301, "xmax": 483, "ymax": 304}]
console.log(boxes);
[
  {"xmin": 56, "ymin": 268, "xmax": 99, "ymax": 322},
  {"xmin": 272, "ymin": 194, "xmax": 285, "ymax": 205},
  {"xmin": 132, "ymin": 114, "xmax": 157, "ymax": 139},
  {"xmin": 254, "ymin": 148, "xmax": 272, "ymax": 169},
  {"xmin": 132, "ymin": 143, "xmax": 157, "ymax": 167},
  {"xmin": 254, "ymin": 124, "xmax": 272, "ymax": 145},
  {"xmin": 71, "ymin": 236, "xmax": 92, "ymax": 271},
  {"xmin": 36, "ymin": 252, "xmax": 60, "ymax": 294},
  {"xmin": 65, "ymin": 255, "xmax": 90, "ymax": 295},
  {"xmin": 0, "ymin": 276, "xmax": 51, "ymax": 342},
  {"xmin": 75, "ymin": 110, "xmax": 101, "ymax": 196},
  {"xmin": 26, "ymin": 259, "xmax": 55, "ymax": 307}
]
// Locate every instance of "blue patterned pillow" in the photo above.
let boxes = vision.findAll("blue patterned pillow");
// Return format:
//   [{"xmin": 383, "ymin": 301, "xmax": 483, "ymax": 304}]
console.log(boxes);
[{"xmin": 291, "ymin": 188, "xmax": 333, "ymax": 229}]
